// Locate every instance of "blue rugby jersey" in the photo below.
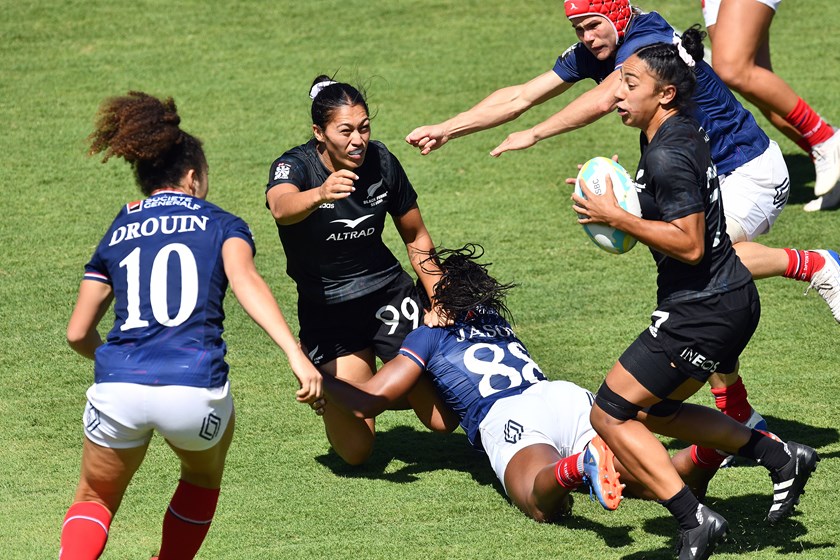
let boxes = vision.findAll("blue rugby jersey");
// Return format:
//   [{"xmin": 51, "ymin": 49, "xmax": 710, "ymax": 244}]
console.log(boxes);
[
  {"xmin": 83, "ymin": 190, "xmax": 255, "ymax": 388},
  {"xmin": 399, "ymin": 309, "xmax": 548, "ymax": 450},
  {"xmin": 553, "ymin": 11, "xmax": 769, "ymax": 175}
]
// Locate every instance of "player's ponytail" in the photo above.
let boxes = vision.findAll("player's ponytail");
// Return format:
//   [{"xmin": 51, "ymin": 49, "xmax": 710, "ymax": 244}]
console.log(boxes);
[
  {"xmin": 89, "ymin": 91, "xmax": 206, "ymax": 196},
  {"xmin": 679, "ymin": 24, "xmax": 707, "ymax": 63}
]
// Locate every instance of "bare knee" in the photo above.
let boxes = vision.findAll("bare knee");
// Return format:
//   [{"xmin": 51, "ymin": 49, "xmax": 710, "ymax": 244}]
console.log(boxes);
[{"xmin": 712, "ymin": 54, "xmax": 754, "ymax": 92}]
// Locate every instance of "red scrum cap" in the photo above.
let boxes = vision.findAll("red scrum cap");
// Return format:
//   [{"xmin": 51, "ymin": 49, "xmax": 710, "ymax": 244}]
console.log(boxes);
[{"xmin": 564, "ymin": 0, "xmax": 633, "ymax": 39}]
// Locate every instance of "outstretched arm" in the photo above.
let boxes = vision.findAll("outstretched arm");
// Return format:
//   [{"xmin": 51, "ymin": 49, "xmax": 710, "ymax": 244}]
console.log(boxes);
[
  {"xmin": 222, "ymin": 237, "xmax": 322, "ymax": 402},
  {"xmin": 320, "ymin": 355, "xmax": 426, "ymax": 419},
  {"xmin": 490, "ymin": 69, "xmax": 621, "ymax": 156},
  {"xmin": 405, "ymin": 71, "xmax": 571, "ymax": 155}
]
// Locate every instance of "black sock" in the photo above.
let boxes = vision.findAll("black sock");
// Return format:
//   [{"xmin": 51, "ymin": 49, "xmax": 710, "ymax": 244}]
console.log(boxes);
[
  {"xmin": 660, "ymin": 485, "xmax": 701, "ymax": 531},
  {"xmin": 736, "ymin": 430, "xmax": 790, "ymax": 470}
]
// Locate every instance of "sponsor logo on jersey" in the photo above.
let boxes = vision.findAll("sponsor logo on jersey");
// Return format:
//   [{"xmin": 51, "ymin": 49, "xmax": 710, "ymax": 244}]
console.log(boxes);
[
  {"xmin": 109, "ymin": 215, "xmax": 209, "ymax": 247},
  {"xmin": 126, "ymin": 200, "xmax": 143, "ymax": 213},
  {"xmin": 678, "ymin": 346, "xmax": 720, "ymax": 373},
  {"xmin": 142, "ymin": 194, "xmax": 201, "ymax": 211},
  {"xmin": 274, "ymin": 162, "xmax": 291, "ymax": 181},
  {"xmin": 331, "ymin": 214, "xmax": 374, "ymax": 229},
  {"xmin": 326, "ymin": 214, "xmax": 376, "ymax": 241},
  {"xmin": 504, "ymin": 419, "xmax": 524, "ymax": 444}
]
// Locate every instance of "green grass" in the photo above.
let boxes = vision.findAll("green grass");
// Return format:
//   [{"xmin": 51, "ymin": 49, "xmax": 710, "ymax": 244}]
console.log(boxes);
[{"xmin": 1, "ymin": 0, "xmax": 839, "ymax": 558}]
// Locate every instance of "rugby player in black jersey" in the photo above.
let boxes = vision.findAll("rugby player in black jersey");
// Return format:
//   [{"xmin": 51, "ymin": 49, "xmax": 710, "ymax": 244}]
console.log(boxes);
[
  {"xmin": 265, "ymin": 76, "xmax": 457, "ymax": 465},
  {"xmin": 570, "ymin": 41, "xmax": 819, "ymax": 559}
]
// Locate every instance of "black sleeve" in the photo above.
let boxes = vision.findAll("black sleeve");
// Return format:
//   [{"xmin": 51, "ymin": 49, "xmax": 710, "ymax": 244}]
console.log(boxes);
[
  {"xmin": 381, "ymin": 146, "xmax": 419, "ymax": 217},
  {"xmin": 266, "ymin": 153, "xmax": 311, "ymax": 194},
  {"xmin": 647, "ymin": 147, "xmax": 705, "ymax": 223}
]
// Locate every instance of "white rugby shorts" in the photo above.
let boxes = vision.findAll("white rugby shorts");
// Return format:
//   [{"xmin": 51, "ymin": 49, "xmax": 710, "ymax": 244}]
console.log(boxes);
[
  {"xmin": 720, "ymin": 140, "xmax": 789, "ymax": 243},
  {"xmin": 479, "ymin": 380, "xmax": 597, "ymax": 494},
  {"xmin": 702, "ymin": 0, "xmax": 782, "ymax": 28},
  {"xmin": 82, "ymin": 381, "xmax": 233, "ymax": 451}
]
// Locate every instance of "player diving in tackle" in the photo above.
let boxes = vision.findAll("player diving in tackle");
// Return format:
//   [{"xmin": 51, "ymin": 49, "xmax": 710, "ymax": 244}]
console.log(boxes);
[{"xmin": 309, "ymin": 244, "xmax": 724, "ymax": 522}]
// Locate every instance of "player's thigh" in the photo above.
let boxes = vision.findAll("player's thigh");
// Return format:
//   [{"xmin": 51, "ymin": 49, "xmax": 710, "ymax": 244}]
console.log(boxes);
[
  {"xmin": 712, "ymin": 0, "xmax": 775, "ymax": 65},
  {"xmin": 504, "ymin": 443, "xmax": 563, "ymax": 511},
  {"xmin": 75, "ymin": 437, "xmax": 149, "ymax": 512}
]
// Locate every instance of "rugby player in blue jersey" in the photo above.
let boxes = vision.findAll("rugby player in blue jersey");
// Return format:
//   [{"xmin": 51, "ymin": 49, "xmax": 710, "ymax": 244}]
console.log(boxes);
[
  {"xmin": 405, "ymin": 0, "xmax": 840, "ymax": 459},
  {"xmin": 59, "ymin": 92, "xmax": 322, "ymax": 560},
  {"xmin": 310, "ymin": 245, "xmax": 726, "ymax": 524},
  {"xmin": 574, "ymin": 39, "xmax": 817, "ymax": 559},
  {"xmin": 265, "ymin": 76, "xmax": 455, "ymax": 466}
]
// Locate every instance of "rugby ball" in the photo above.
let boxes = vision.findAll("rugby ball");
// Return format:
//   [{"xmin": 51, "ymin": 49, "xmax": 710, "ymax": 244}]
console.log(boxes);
[{"xmin": 574, "ymin": 157, "xmax": 642, "ymax": 254}]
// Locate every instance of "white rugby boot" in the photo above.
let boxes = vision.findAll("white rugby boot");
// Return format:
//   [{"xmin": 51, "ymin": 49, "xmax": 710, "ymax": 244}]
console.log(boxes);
[{"xmin": 812, "ymin": 128, "xmax": 840, "ymax": 196}]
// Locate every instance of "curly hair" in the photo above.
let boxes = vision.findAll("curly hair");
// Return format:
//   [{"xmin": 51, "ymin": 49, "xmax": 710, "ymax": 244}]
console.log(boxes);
[
  {"xmin": 419, "ymin": 244, "xmax": 517, "ymax": 323},
  {"xmin": 88, "ymin": 91, "xmax": 206, "ymax": 196}
]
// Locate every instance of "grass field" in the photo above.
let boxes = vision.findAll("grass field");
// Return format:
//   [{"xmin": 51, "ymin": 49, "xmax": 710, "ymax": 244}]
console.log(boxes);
[{"xmin": 1, "ymin": 1, "xmax": 838, "ymax": 558}]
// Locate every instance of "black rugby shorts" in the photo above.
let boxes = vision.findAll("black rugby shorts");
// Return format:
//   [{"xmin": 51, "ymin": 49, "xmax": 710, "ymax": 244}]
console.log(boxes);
[
  {"xmin": 298, "ymin": 272, "xmax": 423, "ymax": 365},
  {"xmin": 618, "ymin": 282, "xmax": 761, "ymax": 399}
]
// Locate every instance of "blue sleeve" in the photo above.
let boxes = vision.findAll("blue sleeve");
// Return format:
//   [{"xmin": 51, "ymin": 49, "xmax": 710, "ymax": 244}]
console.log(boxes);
[
  {"xmin": 222, "ymin": 213, "xmax": 256, "ymax": 256},
  {"xmin": 398, "ymin": 326, "xmax": 440, "ymax": 369},
  {"xmin": 553, "ymin": 43, "xmax": 600, "ymax": 83}
]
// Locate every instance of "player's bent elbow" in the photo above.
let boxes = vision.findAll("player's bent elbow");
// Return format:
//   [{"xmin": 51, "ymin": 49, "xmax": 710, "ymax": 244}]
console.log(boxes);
[{"xmin": 681, "ymin": 246, "xmax": 704, "ymax": 266}]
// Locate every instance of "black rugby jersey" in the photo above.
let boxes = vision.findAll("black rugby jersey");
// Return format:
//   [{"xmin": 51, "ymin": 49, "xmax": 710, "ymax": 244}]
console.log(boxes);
[
  {"xmin": 635, "ymin": 114, "xmax": 752, "ymax": 303},
  {"xmin": 266, "ymin": 139, "xmax": 418, "ymax": 304}
]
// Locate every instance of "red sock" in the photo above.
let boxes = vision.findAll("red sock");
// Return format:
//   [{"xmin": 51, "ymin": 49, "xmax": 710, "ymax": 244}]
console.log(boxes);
[
  {"xmin": 690, "ymin": 445, "xmax": 727, "ymax": 469},
  {"xmin": 554, "ymin": 453, "xmax": 583, "ymax": 489},
  {"xmin": 710, "ymin": 377, "xmax": 752, "ymax": 423},
  {"xmin": 784, "ymin": 97, "xmax": 834, "ymax": 149},
  {"xmin": 783, "ymin": 249, "xmax": 826, "ymax": 282},
  {"xmin": 158, "ymin": 480, "xmax": 220, "ymax": 560},
  {"xmin": 60, "ymin": 501, "xmax": 112, "ymax": 560}
]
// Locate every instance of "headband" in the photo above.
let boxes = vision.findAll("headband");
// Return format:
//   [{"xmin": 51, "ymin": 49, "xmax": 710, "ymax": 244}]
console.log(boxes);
[
  {"xmin": 672, "ymin": 36, "xmax": 696, "ymax": 68},
  {"xmin": 309, "ymin": 80, "xmax": 338, "ymax": 100}
]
